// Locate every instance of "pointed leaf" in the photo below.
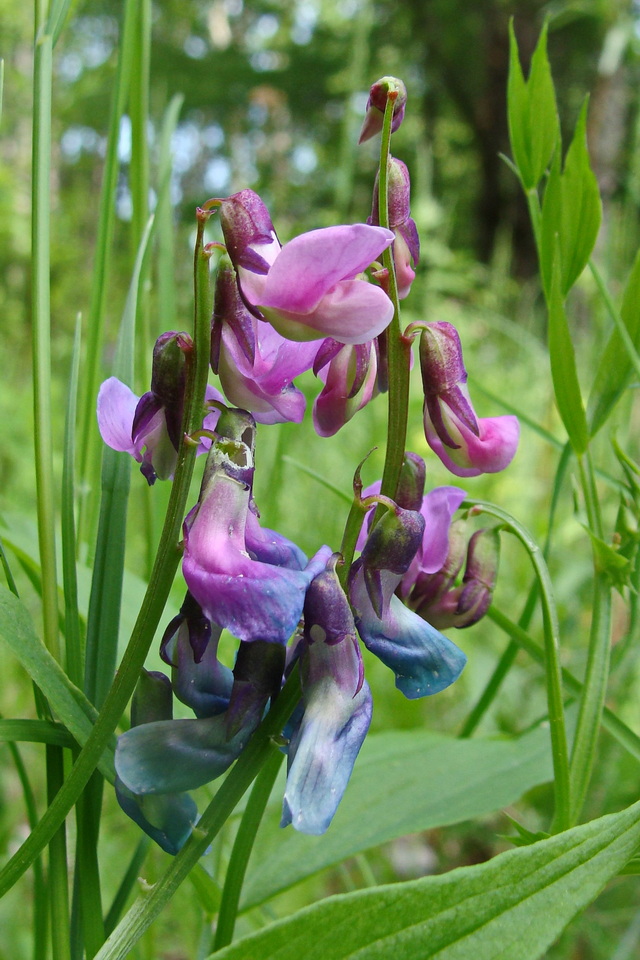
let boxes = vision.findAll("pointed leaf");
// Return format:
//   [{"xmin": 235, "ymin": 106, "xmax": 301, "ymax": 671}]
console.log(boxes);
[
  {"xmin": 242, "ymin": 723, "xmax": 553, "ymax": 910},
  {"xmin": 548, "ymin": 248, "xmax": 589, "ymax": 454},
  {"xmin": 507, "ymin": 21, "xmax": 559, "ymax": 190},
  {"xmin": 214, "ymin": 800, "xmax": 640, "ymax": 960}
]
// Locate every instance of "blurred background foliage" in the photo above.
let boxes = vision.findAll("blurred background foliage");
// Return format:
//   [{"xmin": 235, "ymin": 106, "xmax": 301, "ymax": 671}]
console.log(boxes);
[{"xmin": 2, "ymin": 1, "xmax": 640, "ymax": 957}]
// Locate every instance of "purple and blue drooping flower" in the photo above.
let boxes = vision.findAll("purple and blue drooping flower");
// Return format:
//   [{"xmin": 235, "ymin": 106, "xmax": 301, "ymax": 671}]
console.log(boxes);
[
  {"xmin": 97, "ymin": 332, "xmax": 223, "ymax": 484},
  {"xmin": 216, "ymin": 189, "xmax": 395, "ymax": 345},
  {"xmin": 114, "ymin": 670, "xmax": 198, "ymax": 855},
  {"xmin": 282, "ymin": 556, "xmax": 372, "ymax": 835},
  {"xmin": 419, "ymin": 322, "xmax": 520, "ymax": 478},
  {"xmin": 350, "ymin": 487, "xmax": 467, "ymax": 699},
  {"xmin": 182, "ymin": 411, "xmax": 331, "ymax": 644}
]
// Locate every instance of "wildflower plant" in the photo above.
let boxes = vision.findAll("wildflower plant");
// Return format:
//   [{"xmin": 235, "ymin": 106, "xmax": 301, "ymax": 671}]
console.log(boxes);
[{"xmin": 3, "ymin": 9, "xmax": 640, "ymax": 960}]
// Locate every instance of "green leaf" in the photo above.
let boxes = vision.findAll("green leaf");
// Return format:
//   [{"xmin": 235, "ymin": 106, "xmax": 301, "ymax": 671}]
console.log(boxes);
[
  {"xmin": 582, "ymin": 527, "xmax": 631, "ymax": 591},
  {"xmin": 507, "ymin": 21, "xmax": 558, "ymax": 190},
  {"xmin": 241, "ymin": 724, "xmax": 553, "ymax": 911},
  {"xmin": 0, "ymin": 584, "xmax": 115, "ymax": 781},
  {"xmin": 213, "ymin": 800, "xmax": 640, "ymax": 960},
  {"xmin": 588, "ymin": 250, "xmax": 640, "ymax": 436},
  {"xmin": 0, "ymin": 719, "xmax": 75, "ymax": 748},
  {"xmin": 547, "ymin": 248, "xmax": 589, "ymax": 455},
  {"xmin": 541, "ymin": 100, "xmax": 602, "ymax": 298}
]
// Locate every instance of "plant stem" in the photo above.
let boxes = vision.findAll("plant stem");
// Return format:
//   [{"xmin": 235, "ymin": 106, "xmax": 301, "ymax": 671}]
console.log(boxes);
[
  {"xmin": 464, "ymin": 499, "xmax": 571, "ymax": 833},
  {"xmin": 213, "ymin": 746, "xmax": 283, "ymax": 950},
  {"xmin": 377, "ymin": 95, "xmax": 410, "ymax": 506},
  {"xmin": 0, "ymin": 213, "xmax": 213, "ymax": 898},
  {"xmin": 94, "ymin": 666, "xmax": 303, "ymax": 960}
]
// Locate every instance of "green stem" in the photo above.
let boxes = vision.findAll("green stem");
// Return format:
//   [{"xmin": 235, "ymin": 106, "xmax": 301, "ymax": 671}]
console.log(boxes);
[
  {"xmin": 464, "ymin": 499, "xmax": 571, "ymax": 833},
  {"xmin": 8, "ymin": 742, "xmax": 48, "ymax": 960},
  {"xmin": 32, "ymin": 11, "xmax": 59, "ymax": 665},
  {"xmin": 46, "ymin": 745, "xmax": 71, "ymax": 960},
  {"xmin": 487, "ymin": 605, "xmax": 640, "ymax": 763},
  {"xmin": 338, "ymin": 496, "xmax": 367, "ymax": 590},
  {"xmin": 0, "ymin": 214, "xmax": 213, "ymax": 898},
  {"xmin": 569, "ymin": 573, "xmax": 612, "ymax": 823},
  {"xmin": 104, "ymin": 837, "xmax": 150, "ymax": 937},
  {"xmin": 459, "ymin": 639, "xmax": 519, "ymax": 738},
  {"xmin": 376, "ymin": 95, "xmax": 410, "ymax": 506},
  {"xmin": 94, "ymin": 666, "xmax": 303, "ymax": 960},
  {"xmin": 589, "ymin": 258, "xmax": 640, "ymax": 382},
  {"xmin": 213, "ymin": 746, "xmax": 283, "ymax": 951}
]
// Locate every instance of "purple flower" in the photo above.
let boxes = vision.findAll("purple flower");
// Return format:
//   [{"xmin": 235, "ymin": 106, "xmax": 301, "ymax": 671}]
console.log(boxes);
[
  {"xmin": 211, "ymin": 257, "xmax": 318, "ymax": 424},
  {"xmin": 217, "ymin": 190, "xmax": 395, "ymax": 345},
  {"xmin": 420, "ymin": 322, "xmax": 520, "ymax": 478},
  {"xmin": 358, "ymin": 76, "xmax": 407, "ymax": 144},
  {"xmin": 97, "ymin": 333, "xmax": 223, "ymax": 484},
  {"xmin": 282, "ymin": 559, "xmax": 372, "ymax": 834},
  {"xmin": 368, "ymin": 158, "xmax": 420, "ymax": 299},
  {"xmin": 182, "ymin": 432, "xmax": 332, "ymax": 644},
  {"xmin": 350, "ymin": 504, "xmax": 467, "ymax": 698},
  {"xmin": 405, "ymin": 525, "xmax": 501, "ymax": 629},
  {"xmin": 160, "ymin": 594, "xmax": 234, "ymax": 719},
  {"xmin": 312, "ymin": 339, "xmax": 378, "ymax": 437}
]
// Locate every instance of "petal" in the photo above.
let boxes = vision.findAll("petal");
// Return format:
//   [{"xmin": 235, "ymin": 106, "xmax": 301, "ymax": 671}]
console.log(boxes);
[
  {"xmin": 351, "ymin": 569, "xmax": 466, "ymax": 698},
  {"xmin": 425, "ymin": 407, "xmax": 520, "ymax": 478},
  {"xmin": 262, "ymin": 279, "xmax": 394, "ymax": 345},
  {"xmin": 115, "ymin": 779, "xmax": 197, "ymax": 855},
  {"xmin": 115, "ymin": 716, "xmax": 248, "ymax": 794},
  {"xmin": 257, "ymin": 225, "xmax": 394, "ymax": 315},
  {"xmin": 97, "ymin": 377, "xmax": 141, "ymax": 457},
  {"xmin": 281, "ymin": 678, "xmax": 372, "ymax": 835}
]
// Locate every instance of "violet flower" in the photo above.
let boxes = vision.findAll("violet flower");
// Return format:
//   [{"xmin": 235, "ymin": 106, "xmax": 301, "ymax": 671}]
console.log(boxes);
[
  {"xmin": 217, "ymin": 189, "xmax": 395, "ymax": 345},
  {"xmin": 420, "ymin": 322, "xmax": 520, "ymax": 478},
  {"xmin": 368, "ymin": 157, "xmax": 420, "ymax": 299},
  {"xmin": 312, "ymin": 338, "xmax": 378, "ymax": 437},
  {"xmin": 97, "ymin": 332, "xmax": 223, "ymax": 484},
  {"xmin": 182, "ymin": 421, "xmax": 331, "ymax": 645},
  {"xmin": 350, "ymin": 503, "xmax": 467, "ymax": 698},
  {"xmin": 160, "ymin": 594, "xmax": 234, "ymax": 719},
  {"xmin": 405, "ymin": 525, "xmax": 501, "ymax": 629},
  {"xmin": 211, "ymin": 257, "xmax": 318, "ymax": 424},
  {"xmin": 282, "ymin": 558, "xmax": 372, "ymax": 835}
]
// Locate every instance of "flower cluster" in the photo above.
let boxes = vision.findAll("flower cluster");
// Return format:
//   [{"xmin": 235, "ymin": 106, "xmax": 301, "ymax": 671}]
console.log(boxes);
[{"xmin": 97, "ymin": 75, "xmax": 518, "ymax": 851}]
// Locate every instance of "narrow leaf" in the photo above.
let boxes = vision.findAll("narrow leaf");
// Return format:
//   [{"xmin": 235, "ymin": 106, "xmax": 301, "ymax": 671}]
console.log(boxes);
[
  {"xmin": 0, "ymin": 584, "xmax": 115, "ymax": 780},
  {"xmin": 507, "ymin": 21, "xmax": 558, "ymax": 190},
  {"xmin": 548, "ymin": 248, "xmax": 589, "ymax": 454},
  {"xmin": 213, "ymin": 800, "xmax": 640, "ymax": 960}
]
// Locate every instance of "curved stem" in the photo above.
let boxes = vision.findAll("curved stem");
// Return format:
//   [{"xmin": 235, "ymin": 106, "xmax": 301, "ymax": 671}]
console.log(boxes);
[
  {"xmin": 213, "ymin": 746, "xmax": 283, "ymax": 951},
  {"xmin": 463, "ymin": 499, "xmax": 571, "ymax": 833}
]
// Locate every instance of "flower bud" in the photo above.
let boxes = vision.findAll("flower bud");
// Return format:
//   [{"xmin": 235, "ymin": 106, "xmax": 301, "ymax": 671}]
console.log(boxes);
[
  {"xmin": 420, "ymin": 322, "xmax": 519, "ymax": 478},
  {"xmin": 368, "ymin": 158, "xmax": 419, "ymax": 299},
  {"xmin": 455, "ymin": 527, "xmax": 500, "ymax": 627},
  {"xmin": 217, "ymin": 189, "xmax": 280, "ymax": 275},
  {"xmin": 359, "ymin": 77, "xmax": 407, "ymax": 144}
]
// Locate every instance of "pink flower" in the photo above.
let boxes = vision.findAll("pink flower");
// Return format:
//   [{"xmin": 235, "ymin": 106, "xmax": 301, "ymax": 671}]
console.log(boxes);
[
  {"xmin": 217, "ymin": 190, "xmax": 394, "ymax": 345},
  {"xmin": 211, "ymin": 258, "xmax": 318, "ymax": 424},
  {"xmin": 420, "ymin": 322, "xmax": 519, "ymax": 478}
]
